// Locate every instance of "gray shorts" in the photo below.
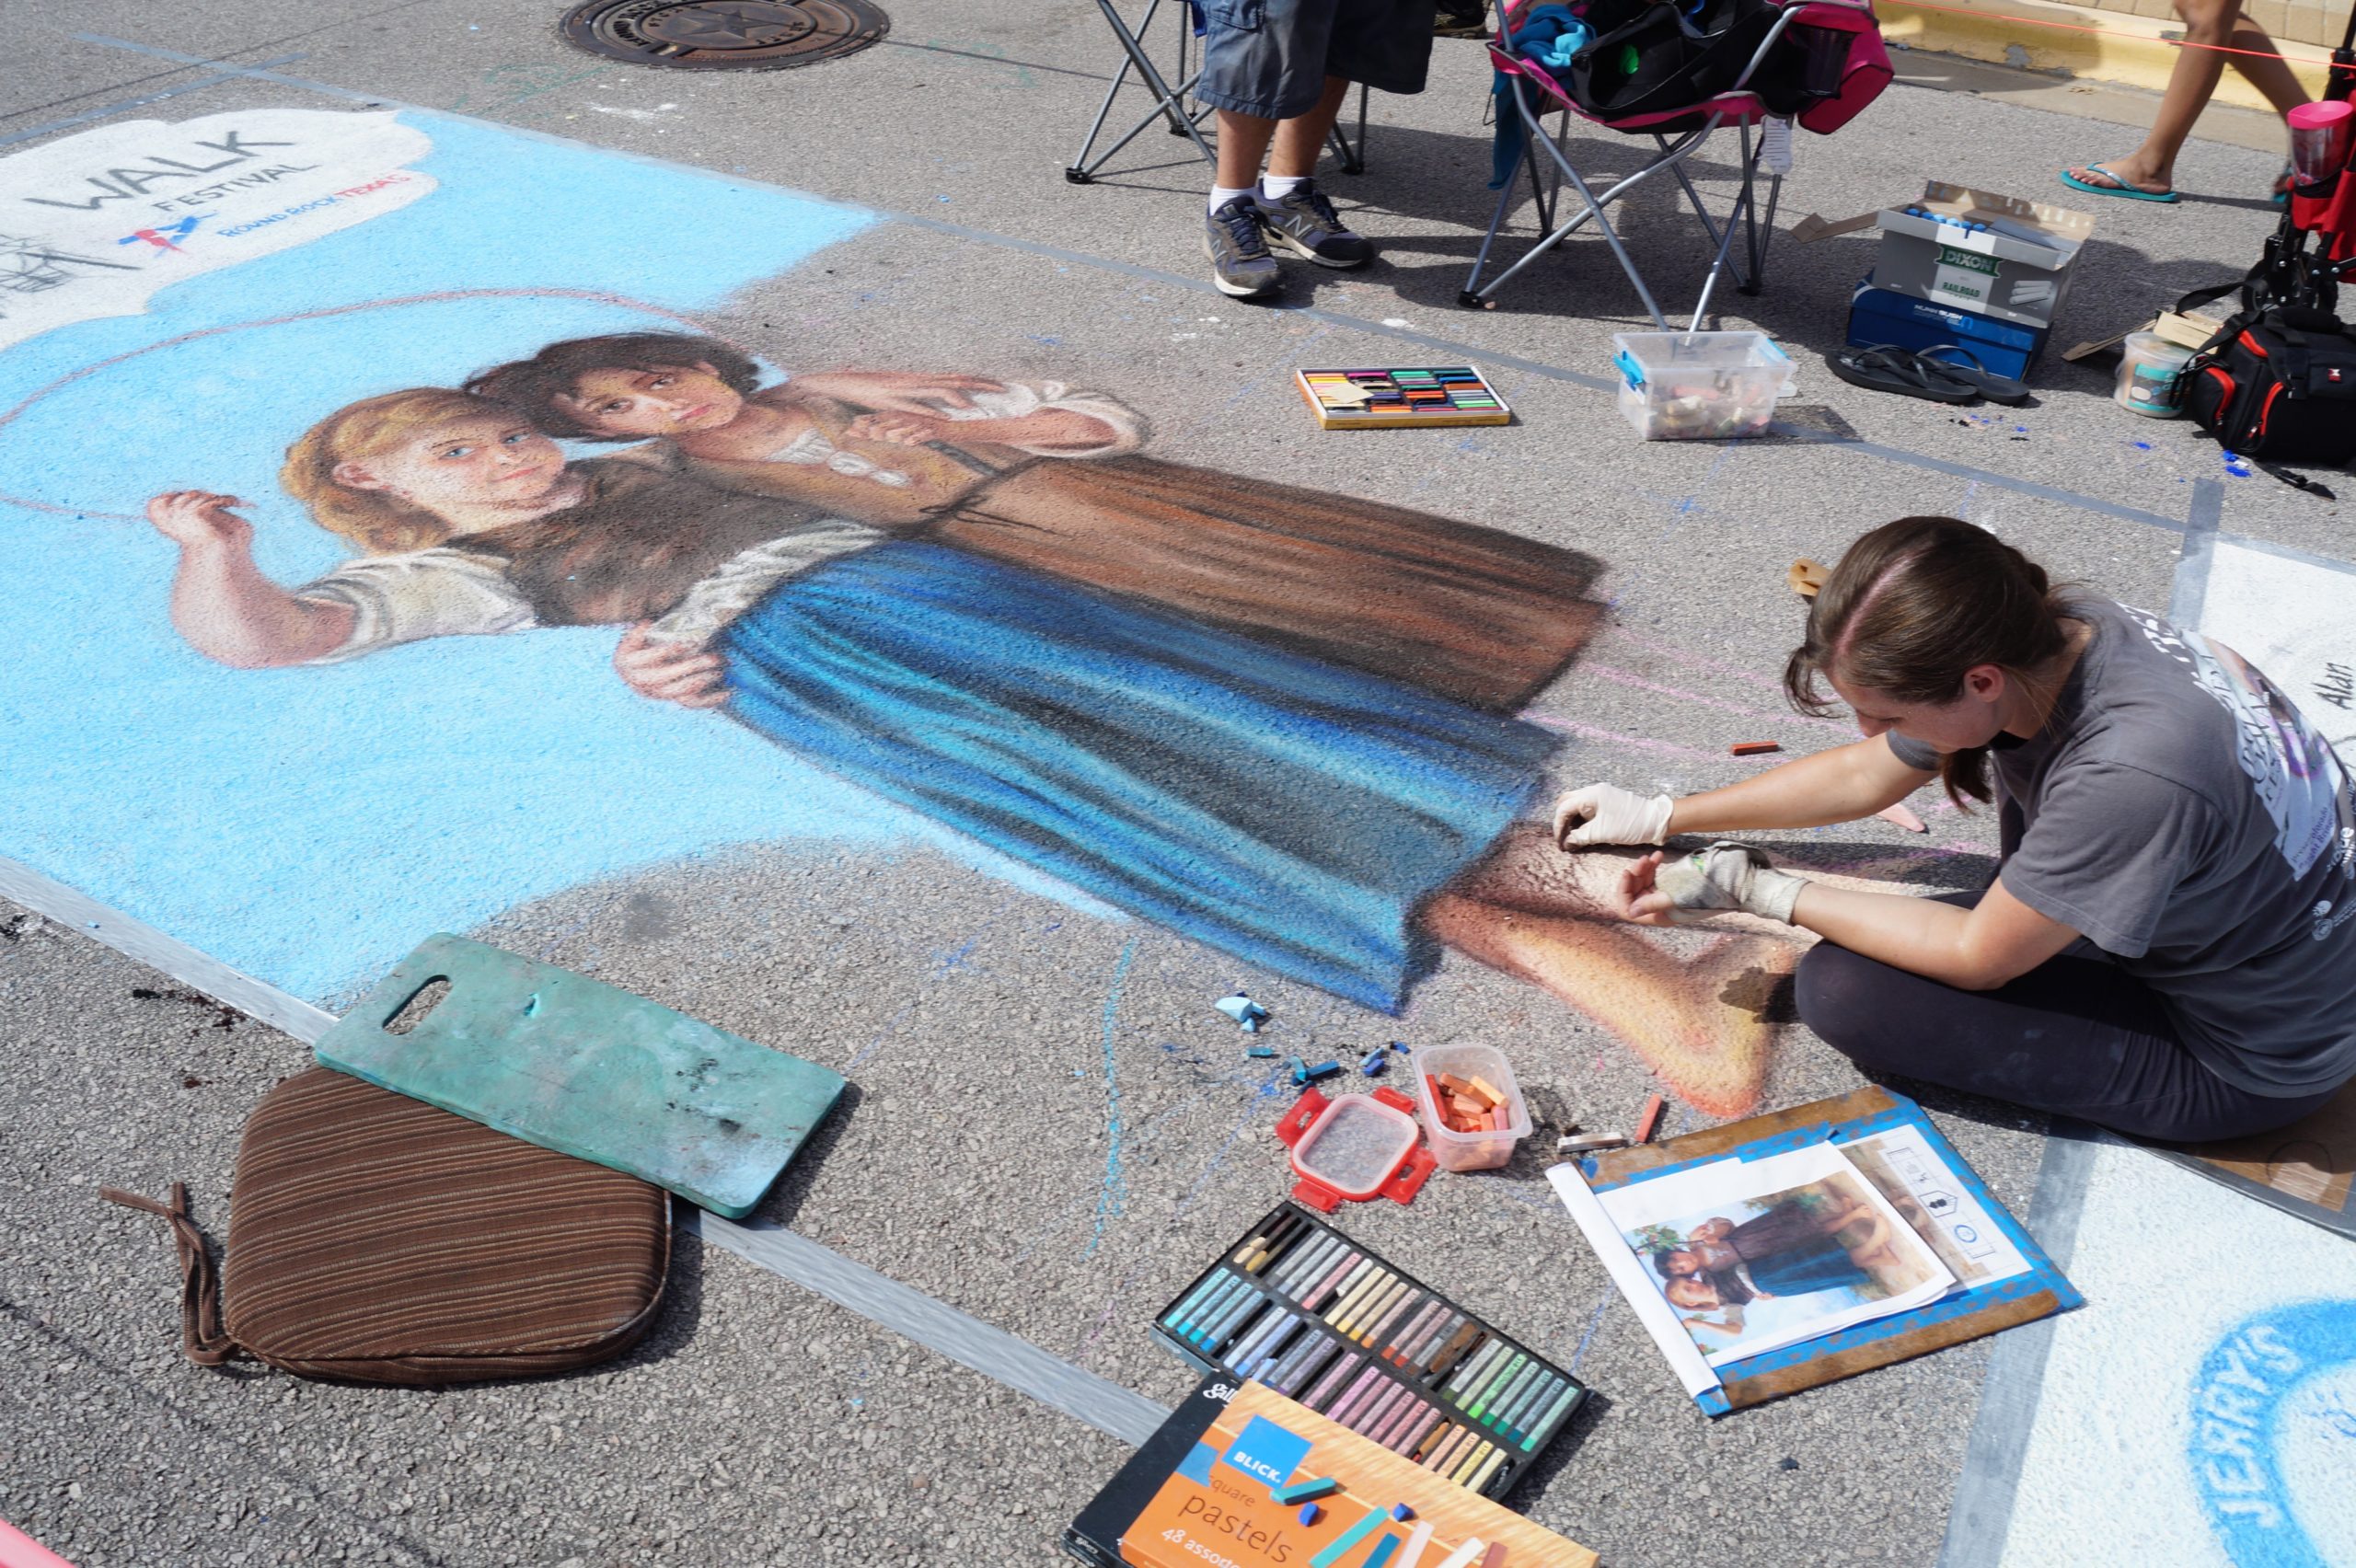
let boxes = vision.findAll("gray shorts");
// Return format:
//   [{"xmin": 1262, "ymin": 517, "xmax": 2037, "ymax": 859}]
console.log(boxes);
[{"xmin": 1195, "ymin": 0, "xmax": 1438, "ymax": 120}]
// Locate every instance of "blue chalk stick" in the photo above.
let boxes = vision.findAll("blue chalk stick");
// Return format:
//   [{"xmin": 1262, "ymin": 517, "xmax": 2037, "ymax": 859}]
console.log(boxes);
[
  {"xmin": 1248, "ymin": 1045, "xmax": 1277, "ymax": 1058},
  {"xmin": 1360, "ymin": 1053, "xmax": 1388, "ymax": 1077},
  {"xmin": 1298, "ymin": 1503, "xmax": 1322, "ymax": 1527},
  {"xmin": 1304, "ymin": 1061, "xmax": 1343, "ymax": 1082},
  {"xmin": 1272, "ymin": 1476, "xmax": 1340, "ymax": 1504},
  {"xmin": 1391, "ymin": 1504, "xmax": 1415, "ymax": 1521},
  {"xmin": 1309, "ymin": 1510, "xmax": 1390, "ymax": 1568}
]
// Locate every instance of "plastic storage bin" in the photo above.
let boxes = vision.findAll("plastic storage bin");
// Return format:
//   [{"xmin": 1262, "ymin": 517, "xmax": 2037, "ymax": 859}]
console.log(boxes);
[
  {"xmin": 1612, "ymin": 330, "xmax": 1796, "ymax": 441},
  {"xmin": 1411, "ymin": 1043, "xmax": 1531, "ymax": 1172},
  {"xmin": 1274, "ymin": 1086, "xmax": 1436, "ymax": 1211}
]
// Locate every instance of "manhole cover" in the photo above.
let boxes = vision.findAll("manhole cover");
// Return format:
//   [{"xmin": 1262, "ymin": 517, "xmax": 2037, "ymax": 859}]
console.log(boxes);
[{"xmin": 561, "ymin": 0, "xmax": 889, "ymax": 69}]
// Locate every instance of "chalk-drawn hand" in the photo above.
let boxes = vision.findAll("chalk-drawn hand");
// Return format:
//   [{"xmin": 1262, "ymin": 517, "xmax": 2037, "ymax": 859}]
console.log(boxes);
[
  {"xmin": 844, "ymin": 410, "xmax": 958, "ymax": 447},
  {"xmin": 614, "ymin": 623, "xmax": 731, "ymax": 709},
  {"xmin": 786, "ymin": 371, "xmax": 1006, "ymax": 415},
  {"xmin": 1615, "ymin": 851, "xmax": 1684, "ymax": 927},
  {"xmin": 1553, "ymin": 782, "xmax": 1675, "ymax": 847},
  {"xmin": 146, "ymin": 490, "xmax": 254, "ymax": 551}
]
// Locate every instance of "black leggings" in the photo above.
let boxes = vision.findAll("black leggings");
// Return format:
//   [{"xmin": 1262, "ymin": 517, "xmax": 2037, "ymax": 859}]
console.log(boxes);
[{"xmin": 1794, "ymin": 917, "xmax": 2344, "ymax": 1143}]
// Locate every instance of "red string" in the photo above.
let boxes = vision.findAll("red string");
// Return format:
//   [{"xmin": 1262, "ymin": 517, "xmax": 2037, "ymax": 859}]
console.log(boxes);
[{"xmin": 1884, "ymin": 0, "xmax": 2319, "ymax": 63}]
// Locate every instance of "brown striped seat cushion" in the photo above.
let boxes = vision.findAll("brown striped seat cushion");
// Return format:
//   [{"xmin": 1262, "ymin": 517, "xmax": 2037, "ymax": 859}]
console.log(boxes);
[{"xmin": 109, "ymin": 1066, "xmax": 670, "ymax": 1387}]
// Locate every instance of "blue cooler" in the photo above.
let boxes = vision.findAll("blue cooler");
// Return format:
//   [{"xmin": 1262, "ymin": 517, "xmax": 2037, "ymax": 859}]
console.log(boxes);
[{"xmin": 1846, "ymin": 282, "xmax": 2051, "ymax": 382}]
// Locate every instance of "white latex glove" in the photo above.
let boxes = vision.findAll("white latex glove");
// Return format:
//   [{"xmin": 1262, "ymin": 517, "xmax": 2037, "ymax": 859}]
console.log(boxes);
[
  {"xmin": 1553, "ymin": 783, "xmax": 1675, "ymax": 847},
  {"xmin": 1655, "ymin": 841, "xmax": 1807, "ymax": 925}
]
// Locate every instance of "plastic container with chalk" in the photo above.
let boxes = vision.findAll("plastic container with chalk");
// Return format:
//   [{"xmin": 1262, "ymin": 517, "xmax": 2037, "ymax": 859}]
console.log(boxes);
[{"xmin": 1412, "ymin": 1043, "xmax": 1532, "ymax": 1172}]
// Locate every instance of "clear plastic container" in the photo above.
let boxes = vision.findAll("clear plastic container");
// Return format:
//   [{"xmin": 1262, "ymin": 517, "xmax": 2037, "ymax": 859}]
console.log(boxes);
[
  {"xmin": 1411, "ymin": 1043, "xmax": 1532, "ymax": 1172},
  {"xmin": 2115, "ymin": 331, "xmax": 2193, "ymax": 418},
  {"xmin": 1612, "ymin": 330, "xmax": 1796, "ymax": 441},
  {"xmin": 2289, "ymin": 101, "xmax": 2352, "ymax": 187},
  {"xmin": 1289, "ymin": 1092, "xmax": 1424, "ymax": 1201}
]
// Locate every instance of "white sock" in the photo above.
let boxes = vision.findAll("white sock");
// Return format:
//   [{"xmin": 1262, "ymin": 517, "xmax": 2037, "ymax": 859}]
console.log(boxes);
[
  {"xmin": 1259, "ymin": 174, "xmax": 1311, "ymax": 202},
  {"xmin": 1208, "ymin": 184, "xmax": 1256, "ymax": 216}
]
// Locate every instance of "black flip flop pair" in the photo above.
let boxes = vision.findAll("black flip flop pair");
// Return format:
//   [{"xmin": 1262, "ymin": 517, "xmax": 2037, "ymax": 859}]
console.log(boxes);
[{"xmin": 1826, "ymin": 343, "xmax": 2032, "ymax": 406}]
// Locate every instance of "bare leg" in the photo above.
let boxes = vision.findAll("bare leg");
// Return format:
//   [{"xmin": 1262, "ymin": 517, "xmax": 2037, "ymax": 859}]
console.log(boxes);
[
  {"xmin": 1267, "ymin": 76, "xmax": 1353, "ymax": 179},
  {"xmin": 1215, "ymin": 109, "xmax": 1279, "ymax": 192},
  {"xmin": 2067, "ymin": 0, "xmax": 2307, "ymax": 194},
  {"xmin": 1426, "ymin": 828, "xmax": 1955, "ymax": 1118},
  {"xmin": 1426, "ymin": 827, "xmax": 1805, "ymax": 1118}
]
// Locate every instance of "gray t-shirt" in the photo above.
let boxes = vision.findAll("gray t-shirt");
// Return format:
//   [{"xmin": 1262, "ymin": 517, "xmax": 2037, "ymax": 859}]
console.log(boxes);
[{"xmin": 1888, "ymin": 598, "xmax": 2356, "ymax": 1094}]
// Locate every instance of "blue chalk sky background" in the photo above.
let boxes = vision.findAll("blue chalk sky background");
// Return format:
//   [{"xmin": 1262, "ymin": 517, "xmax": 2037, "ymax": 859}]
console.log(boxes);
[{"xmin": 0, "ymin": 111, "xmax": 1091, "ymax": 1005}]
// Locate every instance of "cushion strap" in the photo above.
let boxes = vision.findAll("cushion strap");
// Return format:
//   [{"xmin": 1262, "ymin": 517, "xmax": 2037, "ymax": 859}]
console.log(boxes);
[{"xmin": 98, "ymin": 1183, "xmax": 238, "ymax": 1366}]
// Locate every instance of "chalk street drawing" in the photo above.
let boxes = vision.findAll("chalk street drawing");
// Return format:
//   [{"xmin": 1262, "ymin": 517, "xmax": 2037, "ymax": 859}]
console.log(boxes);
[{"xmin": 3, "ymin": 107, "xmax": 1845, "ymax": 1113}]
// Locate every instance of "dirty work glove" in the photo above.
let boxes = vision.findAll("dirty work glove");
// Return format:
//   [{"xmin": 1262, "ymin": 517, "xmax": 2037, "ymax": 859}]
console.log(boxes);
[
  {"xmin": 1655, "ymin": 841, "xmax": 1807, "ymax": 924},
  {"xmin": 1553, "ymin": 783, "xmax": 1675, "ymax": 847}
]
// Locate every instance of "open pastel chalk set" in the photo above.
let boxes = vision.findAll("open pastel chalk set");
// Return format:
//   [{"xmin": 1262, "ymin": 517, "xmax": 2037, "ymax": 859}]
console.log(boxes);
[
  {"xmin": 1293, "ymin": 365, "xmax": 1513, "ymax": 430},
  {"xmin": 1150, "ymin": 1203, "xmax": 1588, "ymax": 1499}
]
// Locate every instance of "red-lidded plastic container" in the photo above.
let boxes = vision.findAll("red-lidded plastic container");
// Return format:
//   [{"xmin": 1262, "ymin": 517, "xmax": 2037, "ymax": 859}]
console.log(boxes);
[{"xmin": 1272, "ymin": 1086, "xmax": 1436, "ymax": 1212}]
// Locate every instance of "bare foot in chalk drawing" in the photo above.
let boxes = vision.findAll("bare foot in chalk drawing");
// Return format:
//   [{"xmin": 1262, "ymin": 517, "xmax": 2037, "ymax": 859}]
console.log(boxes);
[{"xmin": 1425, "ymin": 825, "xmax": 1917, "ymax": 1118}]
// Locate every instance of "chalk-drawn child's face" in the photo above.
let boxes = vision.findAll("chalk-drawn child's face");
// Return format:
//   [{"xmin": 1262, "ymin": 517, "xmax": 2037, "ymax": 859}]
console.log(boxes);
[
  {"xmin": 331, "ymin": 416, "xmax": 568, "ymax": 514},
  {"xmin": 561, "ymin": 363, "xmax": 745, "ymax": 438},
  {"xmin": 1666, "ymin": 1277, "xmax": 1720, "ymax": 1309}
]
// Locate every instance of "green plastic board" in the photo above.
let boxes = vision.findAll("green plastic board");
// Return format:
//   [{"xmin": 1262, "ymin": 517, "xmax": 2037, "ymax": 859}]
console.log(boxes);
[{"xmin": 315, "ymin": 934, "xmax": 845, "ymax": 1217}]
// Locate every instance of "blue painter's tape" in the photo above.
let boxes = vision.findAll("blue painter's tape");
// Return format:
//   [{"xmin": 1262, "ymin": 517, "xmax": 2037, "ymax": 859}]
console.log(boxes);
[{"xmin": 2189, "ymin": 1298, "xmax": 2356, "ymax": 1567}]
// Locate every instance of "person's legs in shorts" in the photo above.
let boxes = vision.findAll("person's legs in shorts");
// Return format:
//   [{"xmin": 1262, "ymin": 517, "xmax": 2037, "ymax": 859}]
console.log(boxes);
[
  {"xmin": 1794, "ymin": 934, "xmax": 2340, "ymax": 1142},
  {"xmin": 1197, "ymin": 0, "xmax": 1437, "ymax": 287}
]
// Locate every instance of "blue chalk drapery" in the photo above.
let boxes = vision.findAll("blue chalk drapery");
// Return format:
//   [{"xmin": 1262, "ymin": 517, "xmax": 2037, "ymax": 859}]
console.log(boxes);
[{"xmin": 719, "ymin": 541, "xmax": 1554, "ymax": 1010}]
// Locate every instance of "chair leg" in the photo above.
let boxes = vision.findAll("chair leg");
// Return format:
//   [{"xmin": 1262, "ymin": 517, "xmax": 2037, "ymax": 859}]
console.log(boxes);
[
  {"xmin": 1067, "ymin": 0, "xmax": 1215, "ymax": 181},
  {"xmin": 1744, "ymin": 170, "xmax": 1784, "ymax": 295},
  {"xmin": 1687, "ymin": 127, "xmax": 1755, "ymax": 329},
  {"xmin": 1462, "ymin": 139, "xmax": 1535, "ymax": 306}
]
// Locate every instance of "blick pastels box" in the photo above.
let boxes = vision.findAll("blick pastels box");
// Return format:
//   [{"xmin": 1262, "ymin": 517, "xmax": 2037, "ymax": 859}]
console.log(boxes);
[{"xmin": 1149, "ymin": 1203, "xmax": 1588, "ymax": 1499}]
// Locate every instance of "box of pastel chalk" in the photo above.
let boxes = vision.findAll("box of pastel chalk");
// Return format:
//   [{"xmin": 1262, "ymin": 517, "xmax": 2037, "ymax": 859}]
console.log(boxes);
[
  {"xmin": 1060, "ymin": 1375, "xmax": 1598, "ymax": 1568},
  {"xmin": 1293, "ymin": 365, "xmax": 1513, "ymax": 431},
  {"xmin": 1144, "ymin": 1203, "xmax": 1588, "ymax": 1500}
]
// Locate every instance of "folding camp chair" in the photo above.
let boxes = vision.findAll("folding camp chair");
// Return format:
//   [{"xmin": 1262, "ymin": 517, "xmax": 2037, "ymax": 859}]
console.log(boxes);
[
  {"xmin": 1462, "ymin": 0, "xmax": 1887, "ymax": 328},
  {"xmin": 1064, "ymin": 0, "xmax": 1371, "ymax": 184}
]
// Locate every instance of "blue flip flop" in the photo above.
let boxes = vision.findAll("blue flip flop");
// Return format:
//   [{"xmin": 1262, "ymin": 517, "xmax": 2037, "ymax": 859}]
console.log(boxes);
[{"xmin": 2060, "ymin": 164, "xmax": 2180, "ymax": 202}]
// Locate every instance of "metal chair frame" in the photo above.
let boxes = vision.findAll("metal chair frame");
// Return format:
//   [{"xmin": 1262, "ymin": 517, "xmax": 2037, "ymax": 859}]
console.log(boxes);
[
  {"xmin": 1462, "ymin": 0, "xmax": 1867, "ymax": 328},
  {"xmin": 1065, "ymin": 0, "xmax": 1371, "ymax": 184}
]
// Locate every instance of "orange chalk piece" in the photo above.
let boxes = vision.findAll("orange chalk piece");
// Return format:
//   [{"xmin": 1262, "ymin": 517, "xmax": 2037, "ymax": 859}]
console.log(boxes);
[
  {"xmin": 1465, "ymin": 1077, "xmax": 1504, "ymax": 1110},
  {"xmin": 1730, "ymin": 741, "xmax": 1782, "ymax": 756},
  {"xmin": 1634, "ymin": 1094, "xmax": 1665, "ymax": 1144}
]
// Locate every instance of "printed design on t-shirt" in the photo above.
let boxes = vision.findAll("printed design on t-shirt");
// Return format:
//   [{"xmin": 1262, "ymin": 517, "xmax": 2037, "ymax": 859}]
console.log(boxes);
[{"xmin": 2129, "ymin": 609, "xmax": 2356, "ymax": 891}]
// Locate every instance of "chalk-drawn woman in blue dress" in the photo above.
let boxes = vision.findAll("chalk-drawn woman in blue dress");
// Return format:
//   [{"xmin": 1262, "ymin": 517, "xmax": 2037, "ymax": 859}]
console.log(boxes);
[{"xmin": 144, "ymin": 381, "xmax": 1792, "ymax": 1109}]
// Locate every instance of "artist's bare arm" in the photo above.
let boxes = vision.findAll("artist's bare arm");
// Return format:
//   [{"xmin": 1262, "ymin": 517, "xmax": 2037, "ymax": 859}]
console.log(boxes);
[
  {"xmin": 1669, "ymin": 735, "xmax": 1934, "ymax": 834},
  {"xmin": 147, "ymin": 491, "xmax": 353, "ymax": 667}
]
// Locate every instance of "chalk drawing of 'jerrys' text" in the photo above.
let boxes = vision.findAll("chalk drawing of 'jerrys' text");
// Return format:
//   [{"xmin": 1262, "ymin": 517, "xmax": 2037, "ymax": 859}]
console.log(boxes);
[{"xmin": 2189, "ymin": 1299, "xmax": 2356, "ymax": 1566}]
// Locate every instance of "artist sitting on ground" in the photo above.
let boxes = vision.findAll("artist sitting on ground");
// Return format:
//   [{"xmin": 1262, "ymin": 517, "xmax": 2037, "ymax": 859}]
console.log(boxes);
[{"xmin": 1553, "ymin": 515, "xmax": 2356, "ymax": 1143}]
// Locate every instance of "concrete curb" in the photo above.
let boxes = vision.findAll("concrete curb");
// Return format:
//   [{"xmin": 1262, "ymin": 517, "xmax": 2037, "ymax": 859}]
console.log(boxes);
[{"xmin": 1882, "ymin": 0, "xmax": 2331, "ymax": 113}]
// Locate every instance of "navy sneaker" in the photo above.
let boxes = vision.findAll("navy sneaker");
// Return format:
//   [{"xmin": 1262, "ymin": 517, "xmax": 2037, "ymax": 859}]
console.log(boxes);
[
  {"xmin": 1254, "ymin": 179, "xmax": 1373, "ymax": 268},
  {"xmin": 1205, "ymin": 194, "xmax": 1282, "ymax": 297}
]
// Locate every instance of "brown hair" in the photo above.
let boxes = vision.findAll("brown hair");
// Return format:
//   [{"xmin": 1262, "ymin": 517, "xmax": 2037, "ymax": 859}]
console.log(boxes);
[
  {"xmin": 464, "ymin": 333, "xmax": 762, "ymax": 440},
  {"xmin": 1784, "ymin": 516, "xmax": 2081, "ymax": 806},
  {"xmin": 280, "ymin": 388, "xmax": 524, "ymax": 555}
]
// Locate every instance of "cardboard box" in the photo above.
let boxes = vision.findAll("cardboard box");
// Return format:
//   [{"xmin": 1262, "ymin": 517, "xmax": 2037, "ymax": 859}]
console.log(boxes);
[
  {"xmin": 1848, "ymin": 282, "xmax": 2051, "ymax": 382},
  {"xmin": 1795, "ymin": 181, "xmax": 2095, "ymax": 331}
]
